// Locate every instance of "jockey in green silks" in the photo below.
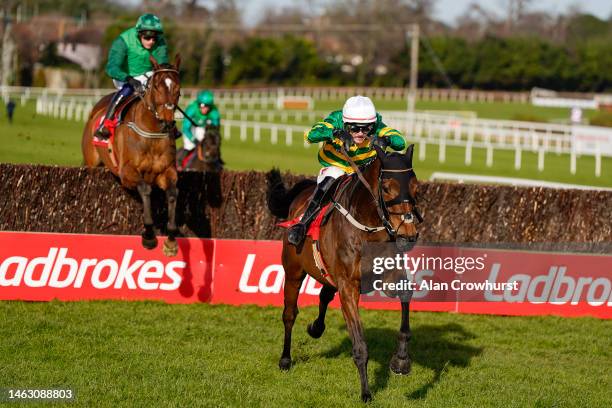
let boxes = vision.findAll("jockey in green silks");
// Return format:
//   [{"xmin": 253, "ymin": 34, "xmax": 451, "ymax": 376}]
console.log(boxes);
[
  {"xmin": 94, "ymin": 13, "xmax": 169, "ymax": 141},
  {"xmin": 287, "ymin": 95, "xmax": 406, "ymax": 246},
  {"xmin": 181, "ymin": 90, "xmax": 221, "ymax": 151}
]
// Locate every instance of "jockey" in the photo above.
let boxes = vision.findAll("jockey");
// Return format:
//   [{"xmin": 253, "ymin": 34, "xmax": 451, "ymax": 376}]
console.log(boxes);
[
  {"xmin": 181, "ymin": 90, "xmax": 221, "ymax": 152},
  {"xmin": 287, "ymin": 95, "xmax": 406, "ymax": 246},
  {"xmin": 94, "ymin": 13, "xmax": 169, "ymax": 141}
]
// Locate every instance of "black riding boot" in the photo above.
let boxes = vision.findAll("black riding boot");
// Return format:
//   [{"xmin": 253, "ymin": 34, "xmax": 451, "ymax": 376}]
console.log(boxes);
[
  {"xmin": 94, "ymin": 86, "xmax": 130, "ymax": 140},
  {"xmin": 287, "ymin": 176, "xmax": 337, "ymax": 246}
]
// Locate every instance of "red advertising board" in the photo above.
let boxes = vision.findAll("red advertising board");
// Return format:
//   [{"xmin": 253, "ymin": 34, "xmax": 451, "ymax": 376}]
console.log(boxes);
[
  {"xmin": 0, "ymin": 232, "xmax": 213, "ymax": 303},
  {"xmin": 0, "ymin": 232, "xmax": 610, "ymax": 318}
]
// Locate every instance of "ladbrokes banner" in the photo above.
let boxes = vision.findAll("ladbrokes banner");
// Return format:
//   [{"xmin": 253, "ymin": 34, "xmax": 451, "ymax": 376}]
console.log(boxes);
[{"xmin": 0, "ymin": 232, "xmax": 610, "ymax": 318}]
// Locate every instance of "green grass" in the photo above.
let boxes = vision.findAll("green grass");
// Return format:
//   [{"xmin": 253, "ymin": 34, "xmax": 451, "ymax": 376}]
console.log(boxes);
[
  {"xmin": 0, "ymin": 301, "xmax": 610, "ymax": 407},
  {"xmin": 1, "ymin": 101, "xmax": 610, "ymax": 187}
]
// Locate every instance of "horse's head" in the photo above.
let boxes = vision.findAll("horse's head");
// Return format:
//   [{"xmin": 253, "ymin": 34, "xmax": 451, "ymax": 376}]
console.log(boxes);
[
  {"xmin": 373, "ymin": 144, "xmax": 422, "ymax": 251},
  {"xmin": 145, "ymin": 54, "xmax": 181, "ymax": 130},
  {"xmin": 197, "ymin": 126, "xmax": 223, "ymax": 171}
]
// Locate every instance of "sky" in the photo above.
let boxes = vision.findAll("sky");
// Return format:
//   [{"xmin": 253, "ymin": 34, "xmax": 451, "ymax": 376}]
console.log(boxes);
[{"xmin": 241, "ymin": 0, "xmax": 612, "ymax": 26}]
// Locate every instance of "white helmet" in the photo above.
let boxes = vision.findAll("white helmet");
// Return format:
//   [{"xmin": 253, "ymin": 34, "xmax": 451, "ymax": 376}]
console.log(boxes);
[{"xmin": 342, "ymin": 96, "xmax": 376, "ymax": 124}]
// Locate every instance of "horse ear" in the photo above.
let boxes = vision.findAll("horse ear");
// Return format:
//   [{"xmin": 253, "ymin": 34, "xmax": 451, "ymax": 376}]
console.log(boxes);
[
  {"xmin": 174, "ymin": 53, "xmax": 181, "ymax": 70},
  {"xmin": 149, "ymin": 55, "xmax": 160, "ymax": 69},
  {"xmin": 405, "ymin": 144, "xmax": 414, "ymax": 167}
]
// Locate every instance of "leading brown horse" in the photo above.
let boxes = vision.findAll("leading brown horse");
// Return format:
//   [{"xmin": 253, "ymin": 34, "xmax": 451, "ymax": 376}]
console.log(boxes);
[
  {"xmin": 267, "ymin": 144, "xmax": 421, "ymax": 402},
  {"xmin": 82, "ymin": 55, "xmax": 182, "ymax": 256}
]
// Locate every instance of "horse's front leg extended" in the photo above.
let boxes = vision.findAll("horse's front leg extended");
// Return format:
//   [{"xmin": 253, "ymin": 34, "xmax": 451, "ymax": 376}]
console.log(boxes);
[
  {"xmin": 137, "ymin": 181, "xmax": 157, "ymax": 249},
  {"xmin": 163, "ymin": 184, "xmax": 179, "ymax": 257},
  {"xmin": 389, "ymin": 300, "xmax": 412, "ymax": 375}
]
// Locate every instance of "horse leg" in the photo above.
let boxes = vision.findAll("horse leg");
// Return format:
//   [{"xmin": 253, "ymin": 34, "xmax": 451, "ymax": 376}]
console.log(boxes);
[
  {"xmin": 279, "ymin": 266, "xmax": 306, "ymax": 371},
  {"xmin": 307, "ymin": 285, "xmax": 336, "ymax": 339},
  {"xmin": 389, "ymin": 300, "xmax": 412, "ymax": 375},
  {"xmin": 338, "ymin": 281, "xmax": 371, "ymax": 402},
  {"xmin": 162, "ymin": 184, "xmax": 179, "ymax": 257},
  {"xmin": 137, "ymin": 181, "xmax": 157, "ymax": 249}
]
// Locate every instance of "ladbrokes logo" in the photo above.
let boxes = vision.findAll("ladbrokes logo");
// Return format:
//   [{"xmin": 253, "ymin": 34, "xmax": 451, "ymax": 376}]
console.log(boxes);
[
  {"xmin": 238, "ymin": 254, "xmax": 322, "ymax": 295},
  {"xmin": 0, "ymin": 248, "xmax": 184, "ymax": 291},
  {"xmin": 484, "ymin": 264, "xmax": 612, "ymax": 306}
]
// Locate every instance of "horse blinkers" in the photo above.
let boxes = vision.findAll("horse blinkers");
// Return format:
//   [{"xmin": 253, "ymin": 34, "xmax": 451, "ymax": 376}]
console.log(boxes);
[{"xmin": 374, "ymin": 145, "xmax": 422, "ymax": 250}]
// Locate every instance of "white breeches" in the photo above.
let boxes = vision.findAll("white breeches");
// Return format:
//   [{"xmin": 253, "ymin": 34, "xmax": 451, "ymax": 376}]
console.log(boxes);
[
  {"xmin": 317, "ymin": 166, "xmax": 347, "ymax": 183},
  {"xmin": 112, "ymin": 71, "xmax": 153, "ymax": 90}
]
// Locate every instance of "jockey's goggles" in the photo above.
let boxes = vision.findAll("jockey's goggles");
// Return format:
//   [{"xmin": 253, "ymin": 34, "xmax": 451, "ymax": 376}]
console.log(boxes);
[
  {"xmin": 199, "ymin": 103, "xmax": 212, "ymax": 109},
  {"xmin": 140, "ymin": 31, "xmax": 159, "ymax": 41},
  {"xmin": 346, "ymin": 123, "xmax": 375, "ymax": 135}
]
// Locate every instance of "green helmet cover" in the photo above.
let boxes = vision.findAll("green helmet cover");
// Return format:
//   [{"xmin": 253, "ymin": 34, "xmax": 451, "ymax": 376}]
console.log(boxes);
[
  {"xmin": 197, "ymin": 90, "xmax": 214, "ymax": 106},
  {"xmin": 136, "ymin": 14, "xmax": 163, "ymax": 33}
]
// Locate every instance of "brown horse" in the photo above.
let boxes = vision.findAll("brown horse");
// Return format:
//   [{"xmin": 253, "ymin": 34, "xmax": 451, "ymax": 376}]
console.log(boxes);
[
  {"xmin": 177, "ymin": 125, "xmax": 223, "ymax": 172},
  {"xmin": 267, "ymin": 144, "xmax": 421, "ymax": 402},
  {"xmin": 81, "ymin": 55, "xmax": 182, "ymax": 256}
]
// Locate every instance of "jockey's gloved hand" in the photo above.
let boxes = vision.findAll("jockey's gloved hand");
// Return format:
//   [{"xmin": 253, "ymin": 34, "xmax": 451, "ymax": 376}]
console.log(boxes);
[
  {"xmin": 372, "ymin": 136, "xmax": 389, "ymax": 150},
  {"xmin": 126, "ymin": 76, "xmax": 142, "ymax": 92},
  {"xmin": 333, "ymin": 128, "xmax": 352, "ymax": 152}
]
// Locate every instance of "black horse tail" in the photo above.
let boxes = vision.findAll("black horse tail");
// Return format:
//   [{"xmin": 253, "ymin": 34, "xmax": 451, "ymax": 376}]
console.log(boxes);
[{"xmin": 266, "ymin": 168, "xmax": 316, "ymax": 219}]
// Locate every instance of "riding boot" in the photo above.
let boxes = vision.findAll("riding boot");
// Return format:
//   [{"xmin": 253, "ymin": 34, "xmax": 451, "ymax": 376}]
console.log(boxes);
[
  {"xmin": 287, "ymin": 176, "xmax": 337, "ymax": 246},
  {"xmin": 94, "ymin": 85, "xmax": 132, "ymax": 140}
]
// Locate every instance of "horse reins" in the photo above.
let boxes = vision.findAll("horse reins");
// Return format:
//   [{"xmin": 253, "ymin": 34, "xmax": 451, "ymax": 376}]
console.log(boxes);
[{"xmin": 338, "ymin": 139, "xmax": 422, "ymax": 239}]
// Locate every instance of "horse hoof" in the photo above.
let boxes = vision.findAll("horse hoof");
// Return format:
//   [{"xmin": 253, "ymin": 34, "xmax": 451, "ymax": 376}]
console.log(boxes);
[
  {"xmin": 142, "ymin": 235, "xmax": 158, "ymax": 250},
  {"xmin": 307, "ymin": 321, "xmax": 325, "ymax": 339},
  {"xmin": 389, "ymin": 354, "xmax": 412, "ymax": 375},
  {"xmin": 163, "ymin": 240, "xmax": 178, "ymax": 257},
  {"xmin": 361, "ymin": 391, "xmax": 372, "ymax": 403},
  {"xmin": 278, "ymin": 357, "xmax": 292, "ymax": 371}
]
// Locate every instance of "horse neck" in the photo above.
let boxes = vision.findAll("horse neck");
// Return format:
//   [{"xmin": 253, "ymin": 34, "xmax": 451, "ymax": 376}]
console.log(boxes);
[{"xmin": 346, "ymin": 158, "xmax": 382, "ymax": 221}]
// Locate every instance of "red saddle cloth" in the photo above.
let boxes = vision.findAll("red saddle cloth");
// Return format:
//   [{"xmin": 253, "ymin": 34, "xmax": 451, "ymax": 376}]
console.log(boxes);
[
  {"xmin": 92, "ymin": 116, "xmax": 119, "ymax": 147},
  {"xmin": 277, "ymin": 203, "xmax": 332, "ymax": 241},
  {"xmin": 179, "ymin": 149, "xmax": 197, "ymax": 170}
]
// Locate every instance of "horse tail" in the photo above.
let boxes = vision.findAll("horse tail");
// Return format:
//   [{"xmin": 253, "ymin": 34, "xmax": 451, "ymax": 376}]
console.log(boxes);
[{"xmin": 266, "ymin": 168, "xmax": 316, "ymax": 219}]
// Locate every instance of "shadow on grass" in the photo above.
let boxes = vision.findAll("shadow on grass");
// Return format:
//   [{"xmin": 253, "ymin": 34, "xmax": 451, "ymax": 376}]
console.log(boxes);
[{"xmin": 321, "ymin": 323, "xmax": 482, "ymax": 400}]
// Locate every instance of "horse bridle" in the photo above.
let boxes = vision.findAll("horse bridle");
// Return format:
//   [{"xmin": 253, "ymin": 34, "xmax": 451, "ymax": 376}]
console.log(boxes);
[
  {"xmin": 378, "ymin": 167, "xmax": 423, "ymax": 236},
  {"xmin": 340, "ymin": 143, "xmax": 423, "ymax": 239},
  {"xmin": 138, "ymin": 68, "xmax": 180, "ymax": 131}
]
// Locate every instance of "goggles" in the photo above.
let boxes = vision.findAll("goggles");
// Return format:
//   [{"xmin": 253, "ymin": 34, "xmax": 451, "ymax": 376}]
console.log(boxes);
[
  {"xmin": 140, "ymin": 31, "xmax": 159, "ymax": 41},
  {"xmin": 346, "ymin": 123, "xmax": 375, "ymax": 134}
]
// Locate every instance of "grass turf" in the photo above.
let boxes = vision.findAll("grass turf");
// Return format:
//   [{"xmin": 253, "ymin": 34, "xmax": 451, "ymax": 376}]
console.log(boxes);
[
  {"xmin": 0, "ymin": 101, "xmax": 610, "ymax": 187},
  {"xmin": 0, "ymin": 301, "xmax": 610, "ymax": 407}
]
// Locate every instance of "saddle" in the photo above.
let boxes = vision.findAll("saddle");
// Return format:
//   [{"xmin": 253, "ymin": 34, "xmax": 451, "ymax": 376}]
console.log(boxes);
[
  {"xmin": 91, "ymin": 94, "xmax": 139, "ymax": 148},
  {"xmin": 278, "ymin": 174, "xmax": 356, "ymax": 287},
  {"xmin": 278, "ymin": 173, "xmax": 354, "ymax": 234}
]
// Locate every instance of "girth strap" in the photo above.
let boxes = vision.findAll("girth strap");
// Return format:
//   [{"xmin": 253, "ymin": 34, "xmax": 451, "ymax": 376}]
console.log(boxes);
[{"xmin": 126, "ymin": 122, "xmax": 170, "ymax": 138}]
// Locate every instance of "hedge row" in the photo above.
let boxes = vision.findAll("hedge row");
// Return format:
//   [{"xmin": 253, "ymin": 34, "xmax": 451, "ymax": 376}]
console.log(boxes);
[{"xmin": 1, "ymin": 164, "xmax": 611, "ymax": 245}]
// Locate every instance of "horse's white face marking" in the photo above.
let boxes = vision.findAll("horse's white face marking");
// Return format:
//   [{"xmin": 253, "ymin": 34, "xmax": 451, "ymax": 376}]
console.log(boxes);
[{"xmin": 164, "ymin": 78, "xmax": 174, "ymax": 91}]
